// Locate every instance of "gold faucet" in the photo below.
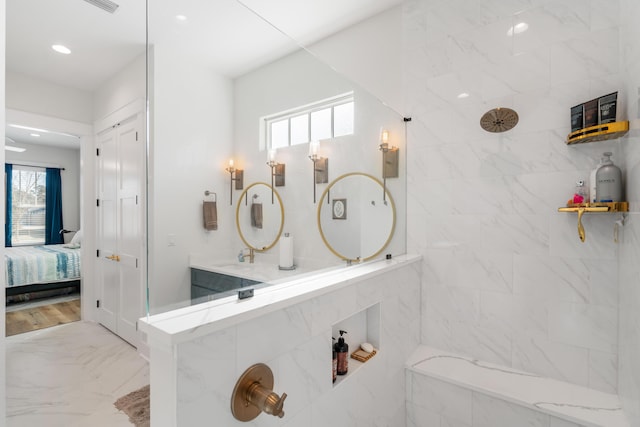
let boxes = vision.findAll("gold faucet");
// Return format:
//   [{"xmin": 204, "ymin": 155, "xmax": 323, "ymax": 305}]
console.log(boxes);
[
  {"xmin": 243, "ymin": 247, "xmax": 255, "ymax": 263},
  {"xmin": 231, "ymin": 363, "xmax": 287, "ymax": 421},
  {"xmin": 245, "ymin": 381, "xmax": 287, "ymax": 418}
]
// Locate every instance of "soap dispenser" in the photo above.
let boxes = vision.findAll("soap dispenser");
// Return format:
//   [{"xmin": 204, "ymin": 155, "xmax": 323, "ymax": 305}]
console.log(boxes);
[
  {"xmin": 335, "ymin": 330, "xmax": 349, "ymax": 376},
  {"xmin": 332, "ymin": 337, "xmax": 337, "ymax": 383},
  {"xmin": 595, "ymin": 152, "xmax": 622, "ymax": 202}
]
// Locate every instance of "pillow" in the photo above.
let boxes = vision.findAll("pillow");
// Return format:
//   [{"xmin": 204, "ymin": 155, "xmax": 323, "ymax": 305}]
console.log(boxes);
[{"xmin": 70, "ymin": 229, "xmax": 82, "ymax": 247}]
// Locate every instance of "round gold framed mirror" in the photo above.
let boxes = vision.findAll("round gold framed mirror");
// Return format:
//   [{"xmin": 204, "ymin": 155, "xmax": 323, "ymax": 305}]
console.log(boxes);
[
  {"xmin": 317, "ymin": 172, "xmax": 396, "ymax": 262},
  {"xmin": 236, "ymin": 182, "xmax": 284, "ymax": 251}
]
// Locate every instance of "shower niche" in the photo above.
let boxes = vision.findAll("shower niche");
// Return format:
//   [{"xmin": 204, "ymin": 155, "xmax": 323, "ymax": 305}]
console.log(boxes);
[{"xmin": 331, "ymin": 303, "xmax": 381, "ymax": 387}]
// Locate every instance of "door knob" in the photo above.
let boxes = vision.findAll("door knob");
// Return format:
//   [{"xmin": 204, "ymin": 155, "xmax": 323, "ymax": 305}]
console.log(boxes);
[
  {"xmin": 231, "ymin": 363, "xmax": 287, "ymax": 421},
  {"xmin": 106, "ymin": 254, "xmax": 120, "ymax": 262}
]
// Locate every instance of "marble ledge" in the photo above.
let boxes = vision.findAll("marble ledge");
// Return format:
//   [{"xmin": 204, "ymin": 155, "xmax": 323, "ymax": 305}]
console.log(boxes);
[
  {"xmin": 406, "ymin": 346, "xmax": 629, "ymax": 427},
  {"xmin": 139, "ymin": 254, "xmax": 421, "ymax": 348}
]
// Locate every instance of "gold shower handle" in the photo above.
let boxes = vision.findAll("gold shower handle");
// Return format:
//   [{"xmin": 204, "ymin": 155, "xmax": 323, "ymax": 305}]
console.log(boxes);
[
  {"xmin": 577, "ymin": 208, "xmax": 586, "ymax": 242},
  {"xmin": 231, "ymin": 363, "xmax": 287, "ymax": 421},
  {"xmin": 106, "ymin": 254, "xmax": 121, "ymax": 262}
]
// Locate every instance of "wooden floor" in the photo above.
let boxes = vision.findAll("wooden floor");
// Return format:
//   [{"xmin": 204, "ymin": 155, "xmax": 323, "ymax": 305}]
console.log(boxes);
[{"xmin": 6, "ymin": 298, "xmax": 81, "ymax": 336}]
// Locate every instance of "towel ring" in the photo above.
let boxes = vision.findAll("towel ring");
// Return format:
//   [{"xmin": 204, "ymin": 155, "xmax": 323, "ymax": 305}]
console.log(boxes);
[{"xmin": 204, "ymin": 190, "xmax": 217, "ymax": 202}]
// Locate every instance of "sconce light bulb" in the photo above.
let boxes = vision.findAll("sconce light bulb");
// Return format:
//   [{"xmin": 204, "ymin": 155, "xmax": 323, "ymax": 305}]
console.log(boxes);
[
  {"xmin": 268, "ymin": 149, "xmax": 276, "ymax": 162},
  {"xmin": 309, "ymin": 141, "xmax": 319, "ymax": 157},
  {"xmin": 229, "ymin": 159, "xmax": 234, "ymax": 168},
  {"xmin": 380, "ymin": 129, "xmax": 389, "ymax": 144}
]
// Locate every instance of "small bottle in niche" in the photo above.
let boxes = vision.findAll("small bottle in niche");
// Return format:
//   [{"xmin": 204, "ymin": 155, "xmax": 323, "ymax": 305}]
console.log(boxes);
[
  {"xmin": 332, "ymin": 337, "xmax": 337, "ymax": 383},
  {"xmin": 335, "ymin": 330, "xmax": 349, "ymax": 376}
]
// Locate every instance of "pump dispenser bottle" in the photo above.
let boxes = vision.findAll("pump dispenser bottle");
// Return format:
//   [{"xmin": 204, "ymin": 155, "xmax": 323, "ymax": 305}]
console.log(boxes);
[
  {"xmin": 590, "ymin": 156, "xmax": 605, "ymax": 203},
  {"xmin": 595, "ymin": 152, "xmax": 622, "ymax": 202},
  {"xmin": 335, "ymin": 330, "xmax": 349, "ymax": 375},
  {"xmin": 332, "ymin": 337, "xmax": 337, "ymax": 383}
]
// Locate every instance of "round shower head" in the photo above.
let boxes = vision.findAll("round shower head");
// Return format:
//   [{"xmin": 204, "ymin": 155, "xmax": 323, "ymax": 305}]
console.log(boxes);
[{"xmin": 480, "ymin": 107, "xmax": 519, "ymax": 133}]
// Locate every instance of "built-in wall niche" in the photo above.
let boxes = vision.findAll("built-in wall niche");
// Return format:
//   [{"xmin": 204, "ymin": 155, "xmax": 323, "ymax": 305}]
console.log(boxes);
[{"xmin": 331, "ymin": 302, "xmax": 380, "ymax": 387}]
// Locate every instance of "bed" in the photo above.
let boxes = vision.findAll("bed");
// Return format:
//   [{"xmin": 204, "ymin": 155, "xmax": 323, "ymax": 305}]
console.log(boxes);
[{"xmin": 5, "ymin": 244, "xmax": 81, "ymax": 298}]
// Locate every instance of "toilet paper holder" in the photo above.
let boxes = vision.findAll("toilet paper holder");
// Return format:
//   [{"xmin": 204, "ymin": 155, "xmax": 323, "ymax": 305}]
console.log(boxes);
[{"xmin": 231, "ymin": 363, "xmax": 287, "ymax": 421}]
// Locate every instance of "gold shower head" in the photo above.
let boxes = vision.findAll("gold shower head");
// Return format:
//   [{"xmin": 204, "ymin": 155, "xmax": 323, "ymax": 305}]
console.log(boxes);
[{"xmin": 480, "ymin": 107, "xmax": 519, "ymax": 133}]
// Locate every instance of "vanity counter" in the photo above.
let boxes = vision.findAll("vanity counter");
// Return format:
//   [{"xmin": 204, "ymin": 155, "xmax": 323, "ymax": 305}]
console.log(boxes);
[
  {"xmin": 189, "ymin": 256, "xmax": 311, "ymax": 284},
  {"xmin": 140, "ymin": 254, "xmax": 421, "ymax": 347}
]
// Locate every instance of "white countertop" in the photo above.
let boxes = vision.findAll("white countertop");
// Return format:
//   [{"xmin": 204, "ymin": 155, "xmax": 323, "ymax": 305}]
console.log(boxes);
[
  {"xmin": 407, "ymin": 346, "xmax": 629, "ymax": 427},
  {"xmin": 189, "ymin": 256, "xmax": 315, "ymax": 283},
  {"xmin": 140, "ymin": 254, "xmax": 421, "ymax": 348}
]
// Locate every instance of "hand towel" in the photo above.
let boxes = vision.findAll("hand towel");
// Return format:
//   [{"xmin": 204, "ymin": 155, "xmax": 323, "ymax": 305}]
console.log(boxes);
[
  {"xmin": 203, "ymin": 201, "xmax": 218, "ymax": 231},
  {"xmin": 251, "ymin": 203, "xmax": 263, "ymax": 229}
]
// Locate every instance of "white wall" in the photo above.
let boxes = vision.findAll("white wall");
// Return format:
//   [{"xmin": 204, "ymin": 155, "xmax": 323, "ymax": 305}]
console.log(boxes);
[
  {"xmin": 306, "ymin": 6, "xmax": 403, "ymax": 115},
  {"xmin": 404, "ymin": 0, "xmax": 623, "ymax": 393},
  {"xmin": 5, "ymin": 142, "xmax": 81, "ymax": 235},
  {"xmin": 93, "ymin": 53, "xmax": 146, "ymax": 122},
  {"xmin": 233, "ymin": 47, "xmax": 406, "ymax": 270},
  {"xmin": 148, "ymin": 44, "xmax": 236, "ymax": 313},
  {"xmin": 6, "ymin": 71, "xmax": 93, "ymax": 123},
  {"xmin": 618, "ymin": 0, "xmax": 640, "ymax": 423}
]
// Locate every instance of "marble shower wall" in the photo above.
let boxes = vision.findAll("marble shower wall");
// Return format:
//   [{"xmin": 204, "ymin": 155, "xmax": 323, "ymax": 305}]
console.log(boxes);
[
  {"xmin": 173, "ymin": 263, "xmax": 421, "ymax": 427},
  {"xmin": 404, "ymin": 0, "xmax": 624, "ymax": 392},
  {"xmin": 618, "ymin": 0, "xmax": 640, "ymax": 424}
]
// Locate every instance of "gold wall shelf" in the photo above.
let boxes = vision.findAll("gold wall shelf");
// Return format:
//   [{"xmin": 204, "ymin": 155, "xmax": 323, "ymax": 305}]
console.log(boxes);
[
  {"xmin": 566, "ymin": 121, "xmax": 629, "ymax": 145},
  {"xmin": 558, "ymin": 202, "xmax": 629, "ymax": 242}
]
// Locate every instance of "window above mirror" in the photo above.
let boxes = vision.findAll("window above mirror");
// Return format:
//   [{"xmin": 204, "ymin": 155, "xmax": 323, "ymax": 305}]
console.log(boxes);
[{"xmin": 263, "ymin": 92, "xmax": 354, "ymax": 149}]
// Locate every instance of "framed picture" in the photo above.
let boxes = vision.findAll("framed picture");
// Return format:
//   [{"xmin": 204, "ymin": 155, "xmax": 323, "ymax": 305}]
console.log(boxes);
[{"xmin": 332, "ymin": 198, "xmax": 347, "ymax": 220}]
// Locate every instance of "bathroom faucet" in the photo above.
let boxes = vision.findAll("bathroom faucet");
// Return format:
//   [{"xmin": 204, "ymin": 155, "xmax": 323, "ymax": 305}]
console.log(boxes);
[{"xmin": 239, "ymin": 248, "xmax": 255, "ymax": 263}]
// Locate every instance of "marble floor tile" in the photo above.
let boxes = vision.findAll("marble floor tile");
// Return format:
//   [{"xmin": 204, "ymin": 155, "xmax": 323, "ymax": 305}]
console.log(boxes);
[{"xmin": 6, "ymin": 321, "xmax": 149, "ymax": 427}]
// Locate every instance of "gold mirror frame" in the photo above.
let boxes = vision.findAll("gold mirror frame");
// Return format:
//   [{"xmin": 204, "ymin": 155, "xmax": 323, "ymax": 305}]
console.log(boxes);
[
  {"xmin": 236, "ymin": 182, "xmax": 285, "ymax": 251},
  {"xmin": 317, "ymin": 172, "xmax": 396, "ymax": 262}
]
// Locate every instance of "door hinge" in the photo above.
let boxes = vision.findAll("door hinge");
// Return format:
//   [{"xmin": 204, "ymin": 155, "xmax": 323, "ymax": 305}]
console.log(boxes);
[
  {"xmin": 135, "ymin": 131, "xmax": 138, "ymax": 141},
  {"xmin": 136, "ymin": 195, "xmax": 139, "ymax": 205},
  {"xmin": 136, "ymin": 321, "xmax": 138, "ymax": 331},
  {"xmin": 136, "ymin": 258, "xmax": 138, "ymax": 268},
  {"xmin": 96, "ymin": 148, "xmax": 100, "ymax": 156},
  {"xmin": 97, "ymin": 249, "xmax": 100, "ymax": 257},
  {"xmin": 96, "ymin": 300, "xmax": 100, "ymax": 308},
  {"xmin": 96, "ymin": 199, "xmax": 100, "ymax": 207}
]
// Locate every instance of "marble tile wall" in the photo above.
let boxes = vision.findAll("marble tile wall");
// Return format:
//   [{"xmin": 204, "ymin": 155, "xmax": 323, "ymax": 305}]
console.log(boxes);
[
  {"xmin": 618, "ymin": 0, "xmax": 640, "ymax": 424},
  {"xmin": 404, "ymin": 0, "xmax": 625, "ymax": 392},
  {"xmin": 173, "ymin": 263, "xmax": 421, "ymax": 426}
]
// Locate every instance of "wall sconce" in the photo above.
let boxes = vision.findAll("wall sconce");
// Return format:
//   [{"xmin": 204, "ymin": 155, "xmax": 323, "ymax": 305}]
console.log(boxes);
[
  {"xmin": 266, "ymin": 149, "xmax": 285, "ymax": 204},
  {"xmin": 378, "ymin": 129, "xmax": 399, "ymax": 203},
  {"xmin": 308, "ymin": 141, "xmax": 328, "ymax": 203},
  {"xmin": 225, "ymin": 158, "xmax": 244, "ymax": 205}
]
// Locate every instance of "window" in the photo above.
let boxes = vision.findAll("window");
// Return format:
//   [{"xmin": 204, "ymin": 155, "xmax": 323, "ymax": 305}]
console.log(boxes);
[
  {"xmin": 11, "ymin": 166, "xmax": 47, "ymax": 245},
  {"xmin": 264, "ymin": 93, "xmax": 354, "ymax": 149}
]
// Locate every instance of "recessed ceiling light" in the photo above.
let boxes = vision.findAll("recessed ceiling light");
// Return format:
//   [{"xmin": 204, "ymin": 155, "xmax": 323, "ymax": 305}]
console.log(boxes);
[
  {"xmin": 30, "ymin": 133, "xmax": 40, "ymax": 137},
  {"xmin": 52, "ymin": 44, "xmax": 72, "ymax": 55},
  {"xmin": 5, "ymin": 146, "xmax": 26, "ymax": 153},
  {"xmin": 457, "ymin": 92, "xmax": 470, "ymax": 99},
  {"xmin": 176, "ymin": 14, "xmax": 188, "ymax": 22},
  {"xmin": 507, "ymin": 22, "xmax": 529, "ymax": 37}
]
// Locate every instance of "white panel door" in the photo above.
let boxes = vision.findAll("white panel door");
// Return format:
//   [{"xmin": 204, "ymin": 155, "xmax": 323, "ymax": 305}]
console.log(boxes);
[
  {"xmin": 97, "ymin": 111, "xmax": 143, "ymax": 347},
  {"xmin": 97, "ymin": 127, "xmax": 119, "ymax": 332}
]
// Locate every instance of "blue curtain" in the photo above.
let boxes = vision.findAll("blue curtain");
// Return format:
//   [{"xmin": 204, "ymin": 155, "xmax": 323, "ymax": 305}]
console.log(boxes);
[
  {"xmin": 45, "ymin": 168, "xmax": 64, "ymax": 245},
  {"xmin": 5, "ymin": 163, "xmax": 12, "ymax": 247}
]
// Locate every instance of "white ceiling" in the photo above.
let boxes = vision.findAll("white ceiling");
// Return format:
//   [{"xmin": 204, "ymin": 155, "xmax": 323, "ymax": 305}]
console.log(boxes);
[{"xmin": 6, "ymin": 0, "xmax": 402, "ymax": 148}]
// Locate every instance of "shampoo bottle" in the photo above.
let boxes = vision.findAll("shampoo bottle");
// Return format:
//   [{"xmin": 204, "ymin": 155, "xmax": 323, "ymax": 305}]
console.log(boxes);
[
  {"xmin": 332, "ymin": 337, "xmax": 337, "ymax": 383},
  {"xmin": 590, "ymin": 156, "xmax": 606, "ymax": 203},
  {"xmin": 595, "ymin": 152, "xmax": 622, "ymax": 202},
  {"xmin": 335, "ymin": 330, "xmax": 349, "ymax": 376}
]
